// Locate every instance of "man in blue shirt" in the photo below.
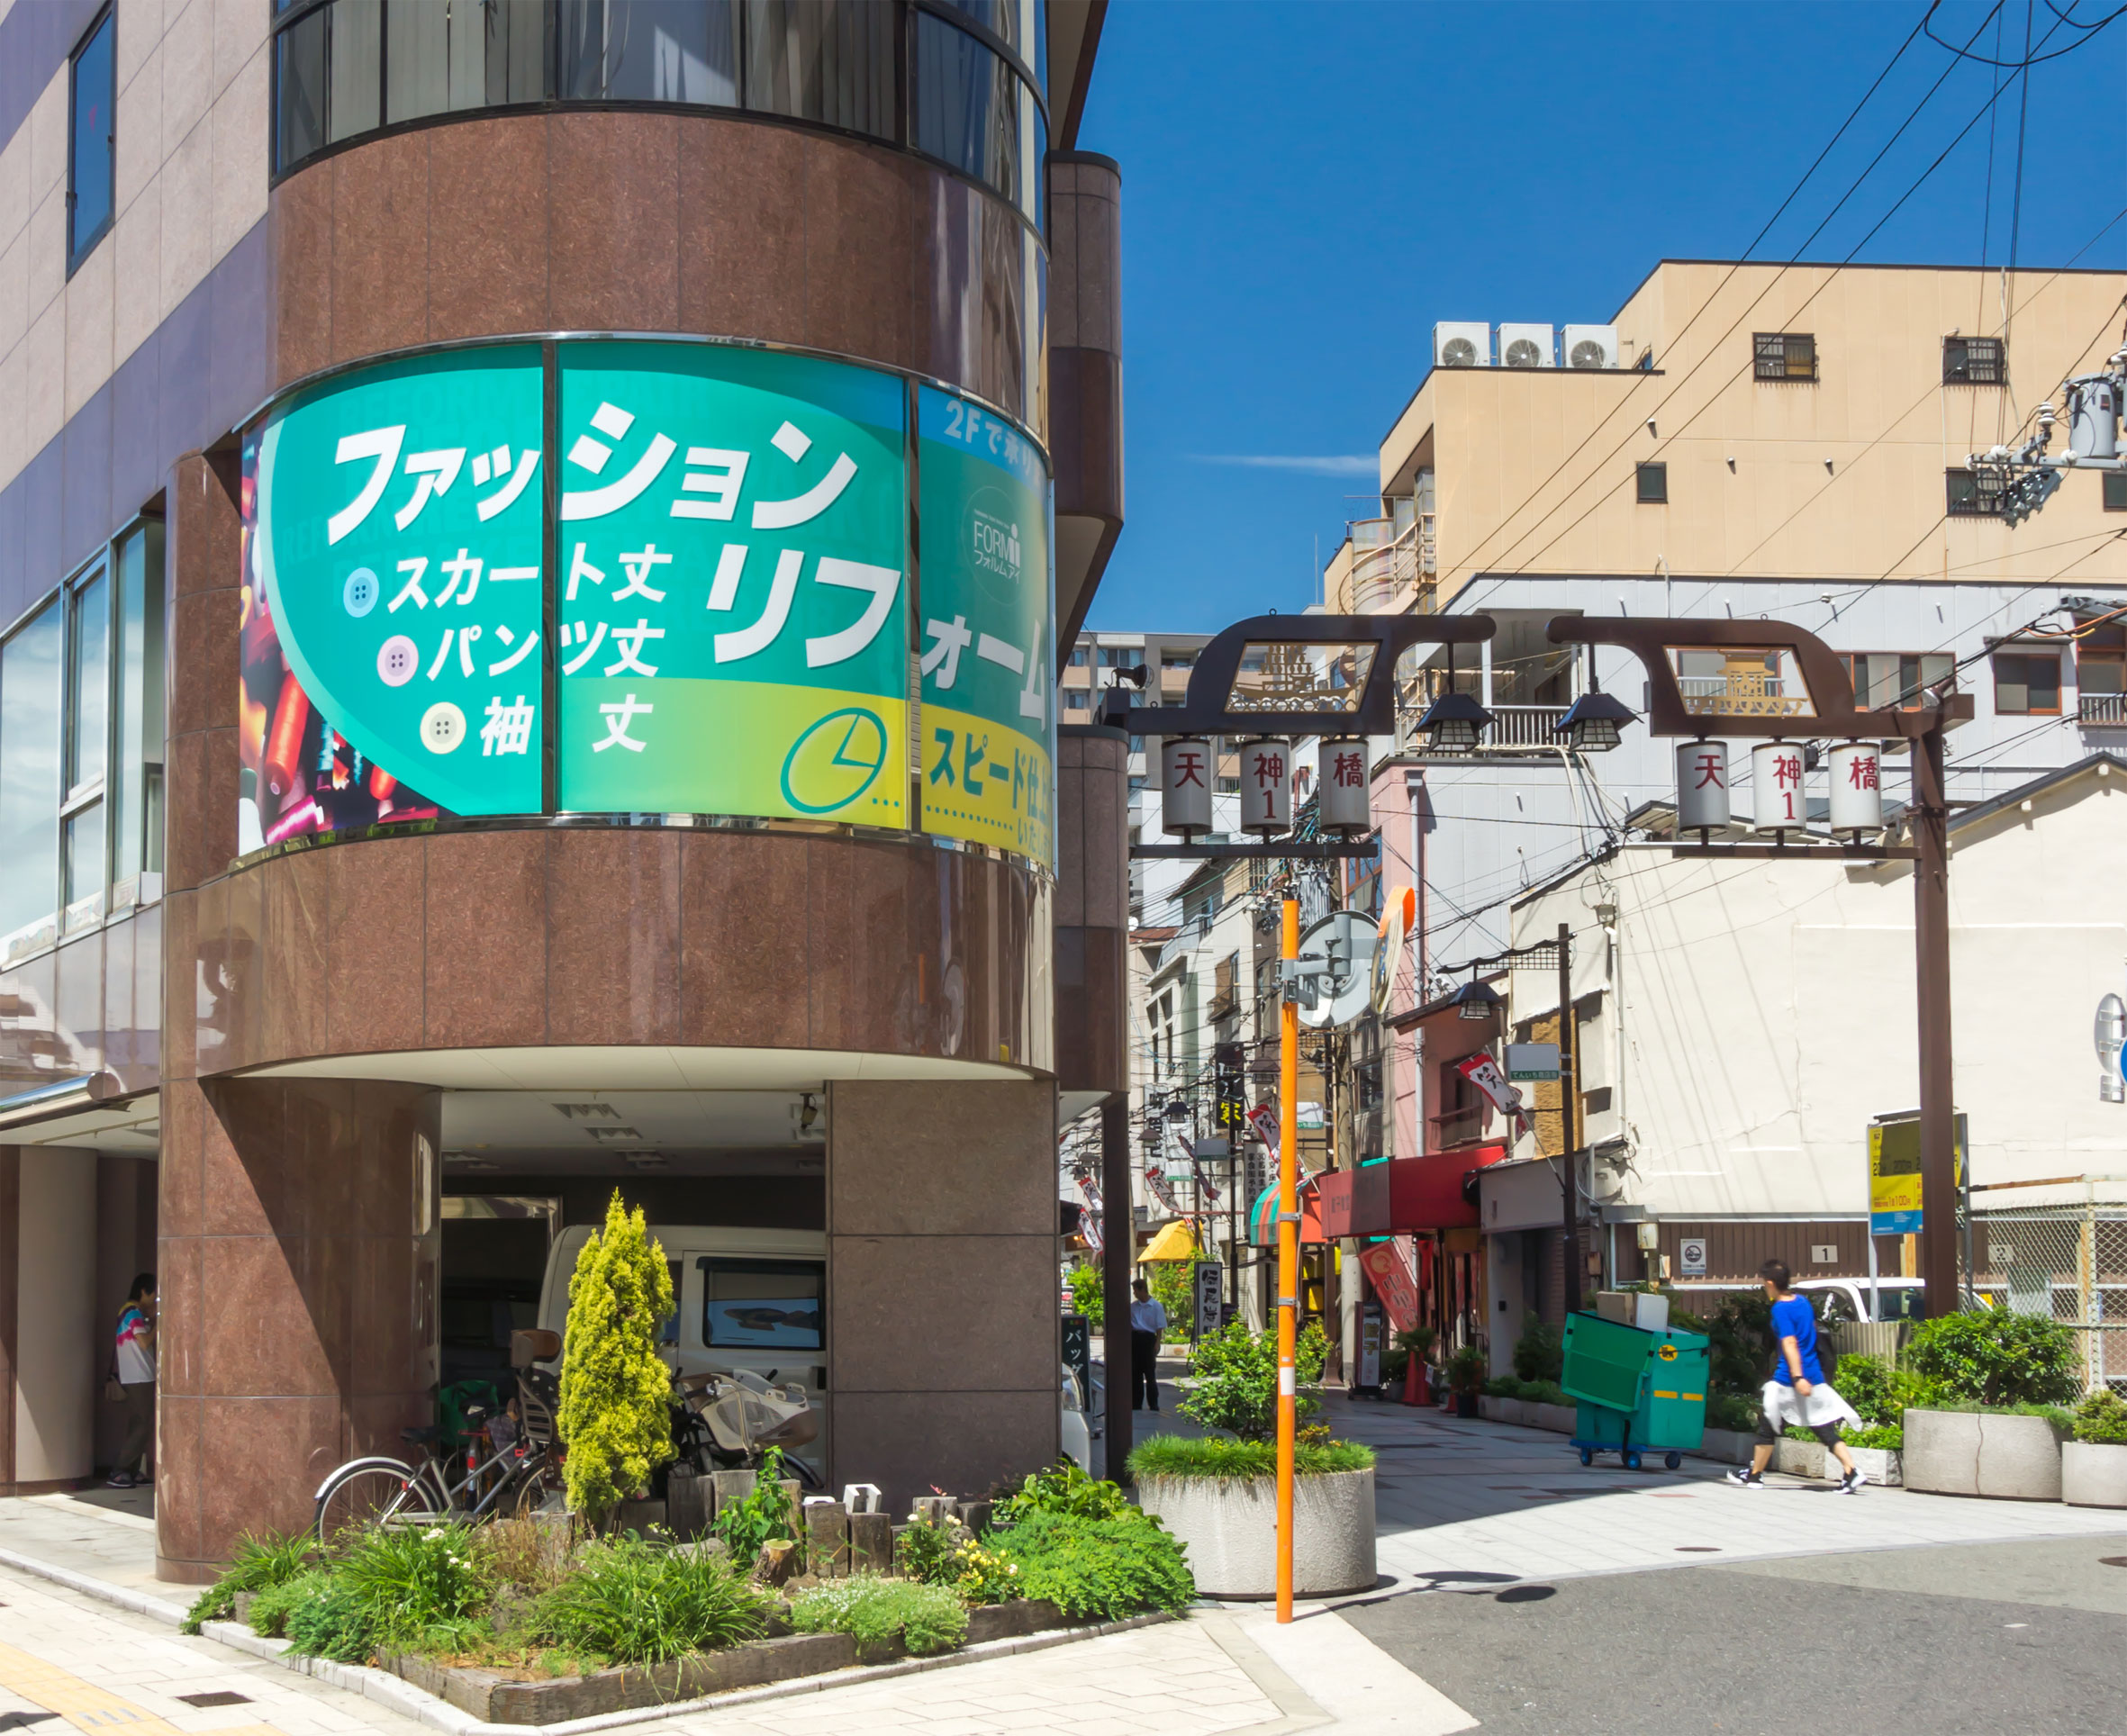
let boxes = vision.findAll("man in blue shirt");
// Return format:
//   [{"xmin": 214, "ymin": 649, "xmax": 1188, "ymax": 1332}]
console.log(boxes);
[{"xmin": 1726, "ymin": 1260, "xmax": 1866, "ymax": 1493}]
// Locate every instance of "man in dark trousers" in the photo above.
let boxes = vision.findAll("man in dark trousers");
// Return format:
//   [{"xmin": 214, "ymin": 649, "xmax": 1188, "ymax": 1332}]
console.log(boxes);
[{"xmin": 1129, "ymin": 1278, "xmax": 1169, "ymax": 1411}]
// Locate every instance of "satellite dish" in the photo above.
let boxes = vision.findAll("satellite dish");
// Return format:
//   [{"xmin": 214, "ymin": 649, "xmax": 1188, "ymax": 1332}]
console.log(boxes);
[
  {"xmin": 1371, "ymin": 887, "xmax": 1416, "ymax": 1017},
  {"xmin": 1298, "ymin": 912, "xmax": 1375, "ymax": 1030},
  {"xmin": 1569, "ymin": 339, "xmax": 1609, "ymax": 369},
  {"xmin": 1441, "ymin": 336, "xmax": 1480, "ymax": 366},
  {"xmin": 1504, "ymin": 338, "xmax": 1543, "ymax": 367}
]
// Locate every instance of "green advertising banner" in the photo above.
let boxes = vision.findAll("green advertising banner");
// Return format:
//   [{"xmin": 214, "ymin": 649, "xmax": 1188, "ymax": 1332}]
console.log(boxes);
[
  {"xmin": 556, "ymin": 343, "xmax": 908, "ymax": 824},
  {"xmin": 917, "ymin": 384, "xmax": 1055, "ymax": 864},
  {"xmin": 254, "ymin": 346, "xmax": 547, "ymax": 818},
  {"xmin": 249, "ymin": 341, "xmax": 1054, "ymax": 869}
]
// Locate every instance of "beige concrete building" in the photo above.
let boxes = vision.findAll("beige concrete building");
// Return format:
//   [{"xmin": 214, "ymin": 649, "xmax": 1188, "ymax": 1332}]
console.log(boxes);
[{"xmin": 1330, "ymin": 259, "xmax": 2127, "ymax": 620}]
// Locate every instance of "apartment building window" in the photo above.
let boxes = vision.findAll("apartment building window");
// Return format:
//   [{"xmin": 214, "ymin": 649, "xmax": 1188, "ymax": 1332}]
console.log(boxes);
[
  {"xmin": 1098, "ymin": 645, "xmax": 1136, "ymax": 666},
  {"xmin": 2104, "ymin": 473, "xmax": 2127, "ymax": 511},
  {"xmin": 1945, "ymin": 467, "xmax": 2006, "ymax": 518},
  {"xmin": 0, "ymin": 520, "xmax": 163, "ymax": 965},
  {"xmin": 1840, "ymin": 652, "xmax": 1952, "ymax": 710},
  {"xmin": 1753, "ymin": 331, "xmax": 1817, "ymax": 382},
  {"xmin": 2077, "ymin": 621, "xmax": 2126, "ymax": 696},
  {"xmin": 1216, "ymin": 774, "xmax": 1240, "ymax": 794},
  {"xmin": 1635, "ymin": 462, "xmax": 1668, "ymax": 503},
  {"xmin": 1993, "ymin": 649, "xmax": 2061, "ymax": 716},
  {"xmin": 1068, "ymin": 645, "xmax": 1090, "ymax": 666},
  {"xmin": 68, "ymin": 6, "xmax": 115, "ymax": 272},
  {"xmin": 1063, "ymin": 689, "xmax": 1089, "ymax": 711},
  {"xmin": 1943, "ymin": 335, "xmax": 2005, "ymax": 385},
  {"xmin": 1354, "ymin": 1060, "xmax": 1383, "ymax": 1113},
  {"xmin": 1162, "ymin": 650, "xmax": 1196, "ymax": 670}
]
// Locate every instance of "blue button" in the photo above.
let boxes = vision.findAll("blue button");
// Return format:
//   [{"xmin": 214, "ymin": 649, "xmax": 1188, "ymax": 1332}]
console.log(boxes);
[{"xmin": 344, "ymin": 567, "xmax": 379, "ymax": 617}]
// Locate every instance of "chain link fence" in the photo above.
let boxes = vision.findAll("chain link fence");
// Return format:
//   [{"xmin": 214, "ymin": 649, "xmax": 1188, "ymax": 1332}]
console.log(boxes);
[{"xmin": 1968, "ymin": 1178, "xmax": 2127, "ymax": 1393}]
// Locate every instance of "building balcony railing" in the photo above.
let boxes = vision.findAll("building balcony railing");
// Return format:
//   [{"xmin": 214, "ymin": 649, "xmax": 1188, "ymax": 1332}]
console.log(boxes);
[
  {"xmin": 1397, "ymin": 703, "xmax": 1571, "ymax": 755},
  {"xmin": 2078, "ymin": 692, "xmax": 2127, "ymax": 727},
  {"xmin": 1427, "ymin": 1106, "xmax": 1491, "ymax": 1148},
  {"xmin": 1347, "ymin": 515, "xmax": 1437, "ymax": 615}
]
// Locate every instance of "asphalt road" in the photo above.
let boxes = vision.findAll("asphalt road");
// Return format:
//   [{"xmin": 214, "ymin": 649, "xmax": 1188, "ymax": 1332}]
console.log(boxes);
[{"xmin": 1338, "ymin": 1534, "xmax": 2127, "ymax": 1736}]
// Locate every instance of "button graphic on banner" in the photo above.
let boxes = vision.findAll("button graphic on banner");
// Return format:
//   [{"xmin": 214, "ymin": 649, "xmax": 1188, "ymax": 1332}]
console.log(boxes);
[
  {"xmin": 377, "ymin": 635, "xmax": 419, "ymax": 687},
  {"xmin": 343, "ymin": 567, "xmax": 379, "ymax": 617},
  {"xmin": 421, "ymin": 701, "xmax": 466, "ymax": 753}
]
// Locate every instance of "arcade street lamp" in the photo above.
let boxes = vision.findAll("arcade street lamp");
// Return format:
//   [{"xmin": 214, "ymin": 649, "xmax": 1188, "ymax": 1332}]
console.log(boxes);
[
  {"xmin": 1554, "ymin": 688, "xmax": 1636, "ymax": 754},
  {"xmin": 1453, "ymin": 974, "xmax": 1504, "ymax": 1021}
]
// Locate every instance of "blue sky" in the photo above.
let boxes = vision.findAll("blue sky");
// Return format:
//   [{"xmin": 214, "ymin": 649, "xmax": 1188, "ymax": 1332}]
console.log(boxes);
[{"xmin": 1076, "ymin": 0, "xmax": 2127, "ymax": 632}]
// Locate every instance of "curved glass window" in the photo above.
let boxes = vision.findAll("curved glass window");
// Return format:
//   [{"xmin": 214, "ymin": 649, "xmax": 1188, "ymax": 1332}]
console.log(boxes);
[{"xmin": 273, "ymin": 0, "xmax": 1045, "ymax": 230}]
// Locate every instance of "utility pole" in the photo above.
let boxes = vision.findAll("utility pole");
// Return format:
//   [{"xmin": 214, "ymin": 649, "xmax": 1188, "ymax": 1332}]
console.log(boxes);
[
  {"xmin": 1557, "ymin": 921, "xmax": 1582, "ymax": 1304},
  {"xmin": 1908, "ymin": 715, "xmax": 1959, "ymax": 1306},
  {"xmin": 1275, "ymin": 896, "xmax": 1299, "ymax": 1623}
]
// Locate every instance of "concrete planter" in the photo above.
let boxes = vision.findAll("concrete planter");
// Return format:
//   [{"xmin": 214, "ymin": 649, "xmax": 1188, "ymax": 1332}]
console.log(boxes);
[
  {"xmin": 1693, "ymin": 1427, "xmax": 1754, "ymax": 1466},
  {"xmin": 1136, "ymin": 1469, "xmax": 1375, "ymax": 1599},
  {"xmin": 1479, "ymin": 1397, "xmax": 1526, "ymax": 1425},
  {"xmin": 1531, "ymin": 1403, "xmax": 1576, "ymax": 1434},
  {"xmin": 1771, "ymin": 1439, "xmax": 1902, "ymax": 1486},
  {"xmin": 1903, "ymin": 1410, "xmax": 2064, "ymax": 1500},
  {"xmin": 2062, "ymin": 1441, "xmax": 2127, "ymax": 1507}
]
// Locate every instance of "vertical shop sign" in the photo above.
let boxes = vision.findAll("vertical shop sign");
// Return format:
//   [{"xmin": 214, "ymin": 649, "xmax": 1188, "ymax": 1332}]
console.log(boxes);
[
  {"xmin": 917, "ymin": 384, "xmax": 1055, "ymax": 864},
  {"xmin": 249, "ymin": 346, "xmax": 547, "ymax": 836},
  {"xmin": 555, "ymin": 342, "xmax": 909, "ymax": 822}
]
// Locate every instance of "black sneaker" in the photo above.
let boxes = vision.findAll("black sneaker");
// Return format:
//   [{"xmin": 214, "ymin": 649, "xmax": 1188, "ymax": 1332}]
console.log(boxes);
[
  {"xmin": 1724, "ymin": 1467, "xmax": 1764, "ymax": 1488},
  {"xmin": 1839, "ymin": 1468, "xmax": 1868, "ymax": 1495}
]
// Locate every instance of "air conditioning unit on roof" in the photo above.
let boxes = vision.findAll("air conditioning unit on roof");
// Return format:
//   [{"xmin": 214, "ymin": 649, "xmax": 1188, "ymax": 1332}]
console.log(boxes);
[
  {"xmin": 1563, "ymin": 324, "xmax": 1620, "ymax": 369},
  {"xmin": 1433, "ymin": 322, "xmax": 1491, "ymax": 368},
  {"xmin": 1499, "ymin": 323, "xmax": 1554, "ymax": 368}
]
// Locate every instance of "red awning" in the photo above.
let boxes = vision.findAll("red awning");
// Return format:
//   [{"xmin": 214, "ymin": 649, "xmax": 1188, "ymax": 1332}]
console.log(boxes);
[{"xmin": 1340, "ymin": 1146, "xmax": 1509, "ymax": 1236}]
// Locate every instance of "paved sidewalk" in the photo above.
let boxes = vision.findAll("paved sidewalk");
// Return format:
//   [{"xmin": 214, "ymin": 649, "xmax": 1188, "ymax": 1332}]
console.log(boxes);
[
  {"xmin": 0, "ymin": 1498, "xmax": 1471, "ymax": 1735},
  {"xmin": 1315, "ymin": 1394, "xmax": 2127, "ymax": 1589}
]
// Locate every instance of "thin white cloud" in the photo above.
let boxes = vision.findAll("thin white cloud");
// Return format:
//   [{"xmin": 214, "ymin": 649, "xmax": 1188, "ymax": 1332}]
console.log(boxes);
[{"xmin": 1190, "ymin": 454, "xmax": 1378, "ymax": 477}]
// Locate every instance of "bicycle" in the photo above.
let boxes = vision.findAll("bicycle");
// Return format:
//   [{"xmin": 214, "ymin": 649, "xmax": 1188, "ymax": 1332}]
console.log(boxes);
[{"xmin": 312, "ymin": 1331, "xmax": 562, "ymax": 1541}]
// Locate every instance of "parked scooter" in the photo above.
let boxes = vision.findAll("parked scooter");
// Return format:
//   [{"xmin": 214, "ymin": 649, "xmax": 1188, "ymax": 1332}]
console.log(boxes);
[{"xmin": 672, "ymin": 1367, "xmax": 824, "ymax": 1488}]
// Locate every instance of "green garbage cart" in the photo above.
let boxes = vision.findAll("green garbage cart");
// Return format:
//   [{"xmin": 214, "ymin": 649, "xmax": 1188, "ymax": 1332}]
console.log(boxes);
[{"xmin": 1560, "ymin": 1310, "xmax": 1710, "ymax": 1471}]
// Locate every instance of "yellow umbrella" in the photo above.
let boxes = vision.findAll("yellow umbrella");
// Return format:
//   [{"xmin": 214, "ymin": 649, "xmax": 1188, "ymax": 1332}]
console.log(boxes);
[{"xmin": 1136, "ymin": 1220, "xmax": 1198, "ymax": 1263}]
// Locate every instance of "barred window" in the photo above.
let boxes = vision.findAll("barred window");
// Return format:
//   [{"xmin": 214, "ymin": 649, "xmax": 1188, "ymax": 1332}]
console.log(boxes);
[
  {"xmin": 1753, "ymin": 332, "xmax": 1817, "ymax": 382},
  {"xmin": 1943, "ymin": 335, "xmax": 2005, "ymax": 385},
  {"xmin": 1945, "ymin": 467, "xmax": 2005, "ymax": 517}
]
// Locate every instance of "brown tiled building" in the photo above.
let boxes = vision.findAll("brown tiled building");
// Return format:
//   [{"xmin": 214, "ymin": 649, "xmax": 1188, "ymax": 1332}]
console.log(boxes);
[{"xmin": 0, "ymin": 0, "xmax": 1127, "ymax": 1580}]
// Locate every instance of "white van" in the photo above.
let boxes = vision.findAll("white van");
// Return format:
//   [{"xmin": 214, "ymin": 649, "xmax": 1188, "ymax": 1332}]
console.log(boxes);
[{"xmin": 536, "ymin": 1225, "xmax": 828, "ymax": 1482}]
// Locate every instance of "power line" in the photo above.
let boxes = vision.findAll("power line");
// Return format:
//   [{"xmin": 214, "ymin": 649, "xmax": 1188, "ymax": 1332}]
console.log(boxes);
[
  {"xmin": 1443, "ymin": 5, "xmax": 1943, "ymax": 581},
  {"xmin": 1466, "ymin": 0, "xmax": 2019, "ymax": 580}
]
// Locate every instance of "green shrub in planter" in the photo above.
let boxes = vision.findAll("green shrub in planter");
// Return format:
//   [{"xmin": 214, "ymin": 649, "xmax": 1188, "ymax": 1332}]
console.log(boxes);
[
  {"xmin": 1704, "ymin": 1290, "xmax": 1776, "ymax": 1397},
  {"xmin": 2073, "ymin": 1388, "xmax": 2127, "ymax": 1445},
  {"xmin": 557, "ymin": 1191, "xmax": 677, "ymax": 1524},
  {"xmin": 1180, "ymin": 1321, "xmax": 1328, "ymax": 1440},
  {"xmin": 1904, "ymin": 1308, "xmax": 2080, "ymax": 1408},
  {"xmin": 712, "ymin": 1445, "xmax": 797, "ymax": 1564},
  {"xmin": 534, "ymin": 1535, "xmax": 771, "ymax": 1664},
  {"xmin": 1842, "ymin": 1423, "xmax": 1904, "ymax": 1451},
  {"xmin": 248, "ymin": 1569, "xmax": 330, "ymax": 1638},
  {"xmin": 1446, "ymin": 1344, "xmax": 1486, "ymax": 1396},
  {"xmin": 1127, "ymin": 1434, "xmax": 1374, "ymax": 1479},
  {"xmin": 1706, "ymin": 1392, "xmax": 1760, "ymax": 1433},
  {"xmin": 285, "ymin": 1578, "xmax": 384, "ymax": 1664},
  {"xmin": 1512, "ymin": 1314, "xmax": 1562, "ymax": 1384},
  {"xmin": 994, "ymin": 1457, "xmax": 1133, "ymax": 1524},
  {"xmin": 181, "ymin": 1531, "xmax": 316, "ymax": 1634},
  {"xmin": 994, "ymin": 1509, "xmax": 1194, "ymax": 1622},
  {"xmin": 790, "ymin": 1576, "xmax": 968, "ymax": 1657},
  {"xmin": 1065, "ymin": 1261, "xmax": 1103, "ymax": 1324}
]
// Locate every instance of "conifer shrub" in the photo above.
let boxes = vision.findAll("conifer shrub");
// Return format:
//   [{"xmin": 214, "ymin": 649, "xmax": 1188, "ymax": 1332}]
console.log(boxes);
[{"xmin": 557, "ymin": 1191, "xmax": 676, "ymax": 1523}]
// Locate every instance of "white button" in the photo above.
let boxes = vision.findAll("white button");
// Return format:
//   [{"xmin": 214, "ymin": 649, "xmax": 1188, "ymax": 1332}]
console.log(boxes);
[
  {"xmin": 421, "ymin": 701, "xmax": 466, "ymax": 754},
  {"xmin": 343, "ymin": 567, "xmax": 379, "ymax": 617},
  {"xmin": 377, "ymin": 635, "xmax": 419, "ymax": 687}
]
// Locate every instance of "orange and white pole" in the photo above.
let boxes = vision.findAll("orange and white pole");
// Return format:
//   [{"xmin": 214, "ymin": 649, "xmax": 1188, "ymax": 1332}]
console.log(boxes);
[{"xmin": 1276, "ymin": 895, "xmax": 1299, "ymax": 1623}]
